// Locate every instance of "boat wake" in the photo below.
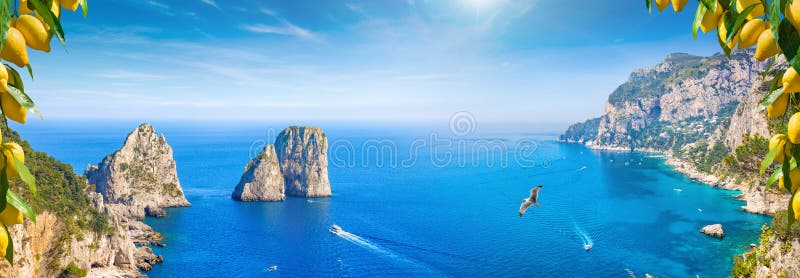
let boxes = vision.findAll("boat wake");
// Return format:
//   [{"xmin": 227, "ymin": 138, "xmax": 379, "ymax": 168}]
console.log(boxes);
[
  {"xmin": 330, "ymin": 225, "xmax": 437, "ymax": 274},
  {"xmin": 574, "ymin": 222, "xmax": 594, "ymax": 251}
]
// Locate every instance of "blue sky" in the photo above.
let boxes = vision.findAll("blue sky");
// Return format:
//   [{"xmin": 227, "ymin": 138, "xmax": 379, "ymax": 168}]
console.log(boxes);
[{"xmin": 21, "ymin": 0, "xmax": 721, "ymax": 127}]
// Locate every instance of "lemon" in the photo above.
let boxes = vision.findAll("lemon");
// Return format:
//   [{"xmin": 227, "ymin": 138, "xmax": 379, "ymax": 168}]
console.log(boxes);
[
  {"xmin": 794, "ymin": 191, "xmax": 800, "ymax": 221},
  {"xmin": 656, "ymin": 0, "xmax": 670, "ymax": 12},
  {"xmin": 790, "ymin": 113, "xmax": 800, "ymax": 144},
  {"xmin": 718, "ymin": 15, "xmax": 738, "ymax": 49},
  {"xmin": 770, "ymin": 134, "xmax": 789, "ymax": 164},
  {"xmin": 0, "ymin": 27, "xmax": 29, "ymax": 67},
  {"xmin": 0, "ymin": 66, "xmax": 8, "ymax": 94},
  {"xmin": 16, "ymin": 15, "xmax": 50, "ymax": 53},
  {"xmin": 672, "ymin": 0, "xmax": 688, "ymax": 12},
  {"xmin": 780, "ymin": 168, "xmax": 800, "ymax": 191},
  {"xmin": 0, "ymin": 224, "xmax": 8, "ymax": 257},
  {"xmin": 1, "ymin": 91, "xmax": 26, "ymax": 125},
  {"xmin": 701, "ymin": 3, "xmax": 723, "ymax": 33},
  {"xmin": 60, "ymin": 0, "xmax": 79, "ymax": 11},
  {"xmin": 736, "ymin": 0, "xmax": 764, "ymax": 20},
  {"xmin": 768, "ymin": 93, "xmax": 789, "ymax": 119},
  {"xmin": 786, "ymin": 67, "xmax": 800, "ymax": 93},
  {"xmin": 788, "ymin": 0, "xmax": 800, "ymax": 32},
  {"xmin": 18, "ymin": 0, "xmax": 33, "ymax": 14},
  {"xmin": 738, "ymin": 19, "xmax": 767, "ymax": 49},
  {"xmin": 0, "ymin": 205, "xmax": 22, "ymax": 226},
  {"xmin": 0, "ymin": 143, "xmax": 24, "ymax": 178},
  {"xmin": 755, "ymin": 29, "xmax": 780, "ymax": 61}
]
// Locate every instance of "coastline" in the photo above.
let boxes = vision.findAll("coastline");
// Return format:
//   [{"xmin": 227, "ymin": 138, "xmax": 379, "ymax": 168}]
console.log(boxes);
[{"xmin": 562, "ymin": 141, "xmax": 789, "ymax": 215}]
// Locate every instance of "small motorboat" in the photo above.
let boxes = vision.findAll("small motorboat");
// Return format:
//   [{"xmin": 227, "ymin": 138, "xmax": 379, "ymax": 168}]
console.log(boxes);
[
  {"xmin": 584, "ymin": 244, "xmax": 592, "ymax": 251},
  {"xmin": 330, "ymin": 224, "xmax": 342, "ymax": 233},
  {"xmin": 268, "ymin": 265, "xmax": 278, "ymax": 272}
]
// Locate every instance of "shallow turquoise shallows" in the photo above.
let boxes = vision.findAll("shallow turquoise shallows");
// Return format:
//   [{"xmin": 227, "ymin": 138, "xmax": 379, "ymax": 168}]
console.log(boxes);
[{"xmin": 15, "ymin": 122, "xmax": 769, "ymax": 277}]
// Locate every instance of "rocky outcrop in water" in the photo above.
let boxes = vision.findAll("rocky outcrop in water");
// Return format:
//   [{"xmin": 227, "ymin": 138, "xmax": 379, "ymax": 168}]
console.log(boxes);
[
  {"xmin": 232, "ymin": 145, "xmax": 285, "ymax": 201},
  {"xmin": 86, "ymin": 124, "xmax": 190, "ymax": 219},
  {"xmin": 700, "ymin": 224, "xmax": 725, "ymax": 238},
  {"xmin": 275, "ymin": 126, "xmax": 331, "ymax": 197}
]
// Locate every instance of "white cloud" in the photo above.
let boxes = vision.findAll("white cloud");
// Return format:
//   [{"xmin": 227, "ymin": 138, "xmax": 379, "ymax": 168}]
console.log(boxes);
[
  {"xmin": 241, "ymin": 23, "xmax": 318, "ymax": 40},
  {"xmin": 346, "ymin": 3, "xmax": 364, "ymax": 13},
  {"xmin": 200, "ymin": 0, "xmax": 219, "ymax": 9}
]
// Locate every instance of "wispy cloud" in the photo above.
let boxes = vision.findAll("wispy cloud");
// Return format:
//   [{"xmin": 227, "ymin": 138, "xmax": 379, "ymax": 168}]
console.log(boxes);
[
  {"xmin": 346, "ymin": 3, "xmax": 364, "ymax": 13},
  {"xmin": 146, "ymin": 0, "xmax": 173, "ymax": 15},
  {"xmin": 201, "ymin": 0, "xmax": 217, "ymax": 8},
  {"xmin": 240, "ymin": 23, "xmax": 318, "ymax": 40},
  {"xmin": 395, "ymin": 73, "xmax": 453, "ymax": 81}
]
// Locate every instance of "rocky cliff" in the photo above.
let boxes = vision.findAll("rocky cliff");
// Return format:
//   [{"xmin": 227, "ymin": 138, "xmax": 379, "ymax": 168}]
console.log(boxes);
[
  {"xmin": 86, "ymin": 124, "xmax": 190, "ymax": 219},
  {"xmin": 232, "ymin": 145, "xmax": 285, "ymax": 201},
  {"xmin": 0, "ymin": 131, "xmax": 157, "ymax": 277},
  {"xmin": 275, "ymin": 126, "xmax": 331, "ymax": 197}
]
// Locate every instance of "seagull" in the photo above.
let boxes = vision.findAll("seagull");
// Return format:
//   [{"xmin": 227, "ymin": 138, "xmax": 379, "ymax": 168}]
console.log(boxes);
[{"xmin": 519, "ymin": 185, "xmax": 543, "ymax": 217}]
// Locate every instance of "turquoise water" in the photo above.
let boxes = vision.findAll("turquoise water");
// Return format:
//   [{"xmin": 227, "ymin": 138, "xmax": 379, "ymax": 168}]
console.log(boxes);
[{"xmin": 14, "ymin": 121, "xmax": 769, "ymax": 277}]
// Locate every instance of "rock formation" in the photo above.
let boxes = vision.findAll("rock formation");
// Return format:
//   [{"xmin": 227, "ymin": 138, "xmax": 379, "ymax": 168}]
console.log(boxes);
[
  {"xmin": 232, "ymin": 145, "xmax": 285, "ymax": 201},
  {"xmin": 700, "ymin": 224, "xmax": 725, "ymax": 238},
  {"xmin": 86, "ymin": 123, "xmax": 190, "ymax": 219},
  {"xmin": 274, "ymin": 126, "xmax": 331, "ymax": 197}
]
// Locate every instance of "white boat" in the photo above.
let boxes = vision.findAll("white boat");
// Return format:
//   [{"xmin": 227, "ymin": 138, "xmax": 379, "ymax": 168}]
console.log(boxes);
[
  {"xmin": 584, "ymin": 244, "xmax": 592, "ymax": 251},
  {"xmin": 268, "ymin": 265, "xmax": 278, "ymax": 272},
  {"xmin": 330, "ymin": 224, "xmax": 342, "ymax": 233}
]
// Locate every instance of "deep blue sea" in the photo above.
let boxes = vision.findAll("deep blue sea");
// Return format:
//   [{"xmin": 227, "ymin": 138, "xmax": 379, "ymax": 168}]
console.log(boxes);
[{"xmin": 11, "ymin": 121, "xmax": 769, "ymax": 277}]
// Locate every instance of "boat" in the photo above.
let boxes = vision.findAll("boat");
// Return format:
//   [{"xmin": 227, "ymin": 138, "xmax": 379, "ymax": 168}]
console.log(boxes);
[
  {"xmin": 268, "ymin": 265, "xmax": 278, "ymax": 272},
  {"xmin": 584, "ymin": 244, "xmax": 592, "ymax": 251},
  {"xmin": 330, "ymin": 224, "xmax": 342, "ymax": 233}
]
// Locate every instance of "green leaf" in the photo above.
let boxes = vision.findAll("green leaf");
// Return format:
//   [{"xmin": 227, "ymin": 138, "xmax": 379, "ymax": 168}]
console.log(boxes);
[
  {"xmin": 646, "ymin": 0, "xmax": 652, "ymax": 14},
  {"xmin": 762, "ymin": 140, "xmax": 780, "ymax": 175},
  {"xmin": 79, "ymin": 0, "xmax": 88, "ymax": 18},
  {"xmin": 700, "ymin": 0, "xmax": 718, "ymax": 11},
  {"xmin": 0, "ymin": 0, "xmax": 10, "ymax": 53},
  {"xmin": 693, "ymin": 3, "xmax": 708, "ymax": 39},
  {"xmin": 759, "ymin": 85, "xmax": 784, "ymax": 111},
  {"xmin": 782, "ymin": 155, "xmax": 792, "ymax": 191},
  {"xmin": 728, "ymin": 4, "xmax": 758, "ymax": 43},
  {"xmin": 7, "ymin": 85, "xmax": 42, "ymax": 119},
  {"xmin": 4, "ymin": 224, "xmax": 12, "ymax": 264},
  {"xmin": 25, "ymin": 64, "xmax": 32, "ymax": 80},
  {"xmin": 29, "ymin": 0, "xmax": 66, "ymax": 46},
  {"xmin": 718, "ymin": 30, "xmax": 732, "ymax": 58},
  {"xmin": 767, "ymin": 168, "xmax": 783, "ymax": 189},
  {"xmin": 7, "ymin": 191, "xmax": 34, "ymax": 223},
  {"xmin": 788, "ymin": 188, "xmax": 798, "ymax": 229},
  {"xmin": 763, "ymin": 57, "xmax": 777, "ymax": 80},
  {"xmin": 4, "ymin": 64, "xmax": 22, "ymax": 94},
  {"xmin": 13, "ymin": 158, "xmax": 35, "ymax": 196},
  {"xmin": 778, "ymin": 18, "xmax": 800, "ymax": 73},
  {"xmin": 769, "ymin": 0, "xmax": 783, "ymax": 45},
  {"xmin": 0, "ymin": 162, "xmax": 8, "ymax": 213}
]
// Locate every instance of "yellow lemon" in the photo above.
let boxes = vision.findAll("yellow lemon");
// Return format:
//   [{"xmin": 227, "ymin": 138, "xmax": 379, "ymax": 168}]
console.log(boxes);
[
  {"xmin": 786, "ymin": 67, "xmax": 800, "ymax": 93},
  {"xmin": 718, "ymin": 15, "xmax": 738, "ymax": 49},
  {"xmin": 656, "ymin": 0, "xmax": 670, "ymax": 12},
  {"xmin": 768, "ymin": 93, "xmax": 789, "ymax": 119},
  {"xmin": 0, "ymin": 27, "xmax": 28, "ymax": 67},
  {"xmin": 755, "ymin": 29, "xmax": 780, "ymax": 61},
  {"xmin": 60, "ymin": 0, "xmax": 79, "ymax": 11},
  {"xmin": 672, "ymin": 0, "xmax": 688, "ymax": 12},
  {"xmin": 789, "ymin": 112, "xmax": 800, "ymax": 144},
  {"xmin": 780, "ymin": 168, "xmax": 800, "ymax": 191},
  {"xmin": 788, "ymin": 0, "xmax": 800, "ymax": 32},
  {"xmin": 794, "ymin": 191, "xmax": 800, "ymax": 221},
  {"xmin": 770, "ymin": 134, "xmax": 789, "ymax": 164},
  {"xmin": 18, "ymin": 0, "xmax": 33, "ymax": 14},
  {"xmin": 0, "ymin": 66, "xmax": 8, "ymax": 94},
  {"xmin": 0, "ymin": 224, "xmax": 8, "ymax": 257},
  {"xmin": 700, "ymin": 2, "xmax": 723, "ymax": 33},
  {"xmin": 738, "ymin": 19, "xmax": 767, "ymax": 49},
  {"xmin": 0, "ymin": 205, "xmax": 22, "ymax": 226},
  {"xmin": 16, "ymin": 15, "xmax": 50, "ymax": 53},
  {"xmin": 1, "ymin": 143, "xmax": 24, "ymax": 178},
  {"xmin": 736, "ymin": 0, "xmax": 764, "ymax": 19},
  {"xmin": 0, "ymin": 91, "xmax": 26, "ymax": 125}
]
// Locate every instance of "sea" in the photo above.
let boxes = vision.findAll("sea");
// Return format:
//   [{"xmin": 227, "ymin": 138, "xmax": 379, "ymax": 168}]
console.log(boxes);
[{"xmin": 11, "ymin": 120, "xmax": 769, "ymax": 277}]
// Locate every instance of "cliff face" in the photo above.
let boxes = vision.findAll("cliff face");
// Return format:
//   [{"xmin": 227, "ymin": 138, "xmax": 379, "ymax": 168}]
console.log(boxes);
[
  {"xmin": 0, "ymin": 131, "xmax": 153, "ymax": 277},
  {"xmin": 86, "ymin": 124, "xmax": 190, "ymax": 219},
  {"xmin": 274, "ymin": 126, "xmax": 331, "ymax": 197},
  {"xmin": 232, "ymin": 145, "xmax": 285, "ymax": 201},
  {"xmin": 562, "ymin": 50, "xmax": 766, "ymax": 152}
]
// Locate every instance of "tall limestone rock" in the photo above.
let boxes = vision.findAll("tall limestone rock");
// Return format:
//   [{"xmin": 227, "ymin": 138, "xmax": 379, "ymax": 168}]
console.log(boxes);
[
  {"xmin": 86, "ymin": 124, "xmax": 190, "ymax": 219},
  {"xmin": 232, "ymin": 145, "xmax": 285, "ymax": 201},
  {"xmin": 274, "ymin": 126, "xmax": 331, "ymax": 197}
]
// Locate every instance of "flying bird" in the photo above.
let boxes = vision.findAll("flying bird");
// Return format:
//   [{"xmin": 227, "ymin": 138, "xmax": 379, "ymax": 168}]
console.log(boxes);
[{"xmin": 518, "ymin": 185, "xmax": 543, "ymax": 217}]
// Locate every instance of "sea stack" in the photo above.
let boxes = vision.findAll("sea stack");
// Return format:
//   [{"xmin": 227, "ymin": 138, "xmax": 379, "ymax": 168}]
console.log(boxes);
[
  {"xmin": 232, "ymin": 145, "xmax": 285, "ymax": 201},
  {"xmin": 700, "ymin": 224, "xmax": 725, "ymax": 238},
  {"xmin": 274, "ymin": 126, "xmax": 331, "ymax": 197},
  {"xmin": 86, "ymin": 123, "xmax": 190, "ymax": 219}
]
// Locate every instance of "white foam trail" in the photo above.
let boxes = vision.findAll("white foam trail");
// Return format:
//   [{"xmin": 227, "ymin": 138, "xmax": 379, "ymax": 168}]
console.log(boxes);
[
  {"xmin": 573, "ymin": 222, "xmax": 594, "ymax": 248},
  {"xmin": 331, "ymin": 228, "xmax": 437, "ymax": 274}
]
